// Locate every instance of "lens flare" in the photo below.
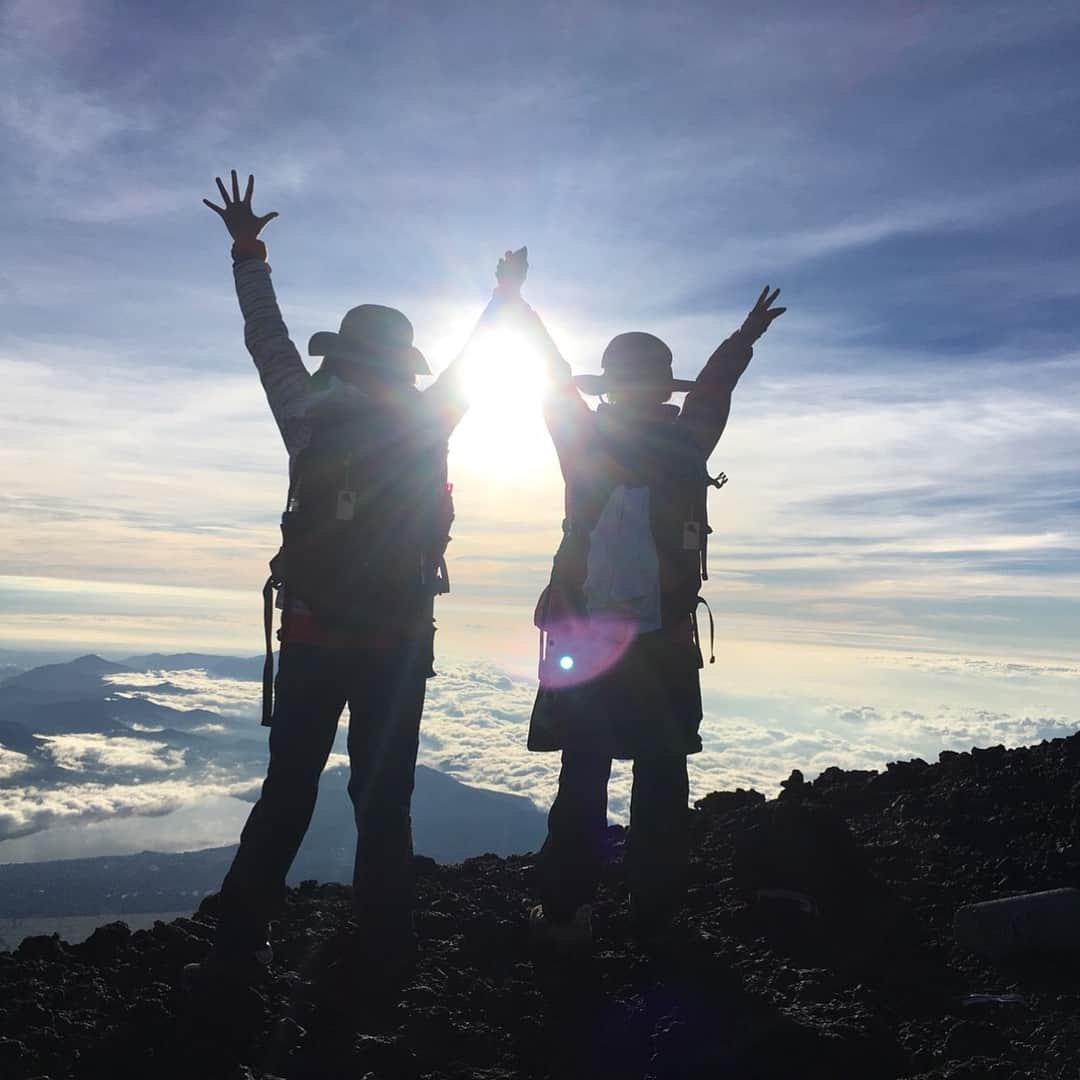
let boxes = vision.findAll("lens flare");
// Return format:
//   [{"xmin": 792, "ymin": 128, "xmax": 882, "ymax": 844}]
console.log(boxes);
[{"xmin": 540, "ymin": 615, "xmax": 637, "ymax": 687}]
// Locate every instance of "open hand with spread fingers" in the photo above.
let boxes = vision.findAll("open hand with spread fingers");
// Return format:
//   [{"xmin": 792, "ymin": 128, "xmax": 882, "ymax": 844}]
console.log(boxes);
[
  {"xmin": 740, "ymin": 286, "xmax": 786, "ymax": 343},
  {"xmin": 203, "ymin": 170, "xmax": 278, "ymax": 243}
]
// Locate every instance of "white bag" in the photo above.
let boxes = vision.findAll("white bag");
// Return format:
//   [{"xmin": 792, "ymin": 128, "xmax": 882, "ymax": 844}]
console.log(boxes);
[{"xmin": 583, "ymin": 484, "xmax": 662, "ymax": 634}]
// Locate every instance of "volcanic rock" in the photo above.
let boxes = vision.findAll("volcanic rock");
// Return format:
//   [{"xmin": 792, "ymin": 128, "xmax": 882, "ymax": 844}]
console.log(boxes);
[{"xmin": 4, "ymin": 734, "xmax": 1080, "ymax": 1077}]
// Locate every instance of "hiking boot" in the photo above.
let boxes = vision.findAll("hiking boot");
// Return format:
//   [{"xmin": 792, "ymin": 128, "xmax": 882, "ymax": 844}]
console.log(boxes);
[
  {"xmin": 182, "ymin": 940, "xmax": 273, "ymax": 990},
  {"xmin": 529, "ymin": 904, "xmax": 593, "ymax": 951}
]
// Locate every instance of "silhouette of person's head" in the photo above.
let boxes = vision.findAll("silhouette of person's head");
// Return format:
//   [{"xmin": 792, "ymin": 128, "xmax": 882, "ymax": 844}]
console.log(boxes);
[
  {"xmin": 309, "ymin": 305, "xmax": 428, "ymax": 394},
  {"xmin": 574, "ymin": 332, "xmax": 695, "ymax": 411}
]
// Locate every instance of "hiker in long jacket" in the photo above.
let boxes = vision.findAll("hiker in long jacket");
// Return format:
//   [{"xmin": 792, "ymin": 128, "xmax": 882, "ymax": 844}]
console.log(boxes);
[
  {"xmin": 517, "ymin": 272, "xmax": 785, "ymax": 942},
  {"xmin": 189, "ymin": 171, "xmax": 522, "ymax": 983}
]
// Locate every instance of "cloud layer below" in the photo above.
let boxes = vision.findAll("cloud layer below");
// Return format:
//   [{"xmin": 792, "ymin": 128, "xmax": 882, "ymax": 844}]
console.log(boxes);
[{"xmin": 4, "ymin": 648, "xmax": 1075, "ymax": 866}]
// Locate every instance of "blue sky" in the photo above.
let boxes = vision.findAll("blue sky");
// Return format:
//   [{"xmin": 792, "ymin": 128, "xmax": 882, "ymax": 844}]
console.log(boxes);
[{"xmin": 1, "ymin": 0, "xmax": 1078, "ymax": 760}]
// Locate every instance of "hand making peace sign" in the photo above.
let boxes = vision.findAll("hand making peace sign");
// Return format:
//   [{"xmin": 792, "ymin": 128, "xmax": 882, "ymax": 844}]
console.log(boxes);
[{"xmin": 740, "ymin": 286, "xmax": 787, "ymax": 343}]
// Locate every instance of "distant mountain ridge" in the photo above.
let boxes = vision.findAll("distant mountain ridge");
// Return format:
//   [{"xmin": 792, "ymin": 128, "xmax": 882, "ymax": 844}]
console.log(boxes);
[
  {"xmin": 0, "ymin": 764, "xmax": 545, "ymax": 918},
  {"xmin": 0, "ymin": 651, "xmax": 262, "ymax": 735},
  {"xmin": 0, "ymin": 651, "xmax": 270, "ymax": 693},
  {"xmin": 1, "ymin": 654, "xmax": 128, "ymax": 697},
  {"xmin": 0, "ymin": 652, "xmax": 548, "ymax": 901}
]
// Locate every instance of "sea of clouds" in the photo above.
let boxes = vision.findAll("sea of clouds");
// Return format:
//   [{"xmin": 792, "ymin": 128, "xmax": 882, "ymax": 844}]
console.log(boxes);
[{"xmin": 1, "ymin": 652, "xmax": 1078, "ymax": 863}]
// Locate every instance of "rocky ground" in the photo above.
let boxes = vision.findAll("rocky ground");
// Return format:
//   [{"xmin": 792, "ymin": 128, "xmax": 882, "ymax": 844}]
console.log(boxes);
[{"xmin": 4, "ymin": 734, "xmax": 1080, "ymax": 1079}]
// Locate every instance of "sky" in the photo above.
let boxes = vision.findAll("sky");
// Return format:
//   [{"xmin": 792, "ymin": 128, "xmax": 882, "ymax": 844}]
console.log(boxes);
[{"xmin": 1, "ymin": 0, "xmax": 1079, "ymax": 813}]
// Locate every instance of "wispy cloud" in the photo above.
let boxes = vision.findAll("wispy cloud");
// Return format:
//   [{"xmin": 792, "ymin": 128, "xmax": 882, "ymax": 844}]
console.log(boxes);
[
  {"xmin": 37, "ymin": 733, "xmax": 187, "ymax": 774},
  {"xmin": 106, "ymin": 670, "xmax": 263, "ymax": 719},
  {"xmin": 0, "ymin": 773, "xmax": 261, "ymax": 841},
  {"xmin": 0, "ymin": 1, "xmax": 1076, "ymax": 717},
  {"xmin": 0, "ymin": 747, "xmax": 33, "ymax": 782}
]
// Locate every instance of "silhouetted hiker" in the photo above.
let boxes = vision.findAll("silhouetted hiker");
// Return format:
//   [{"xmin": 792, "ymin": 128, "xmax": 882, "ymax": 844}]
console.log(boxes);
[
  {"xmin": 186, "ymin": 170, "xmax": 523, "ymax": 986},
  {"xmin": 516, "ymin": 268, "xmax": 785, "ymax": 947}
]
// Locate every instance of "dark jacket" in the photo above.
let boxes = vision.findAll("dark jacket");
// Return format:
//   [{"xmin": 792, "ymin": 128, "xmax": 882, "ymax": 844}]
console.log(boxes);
[
  {"xmin": 528, "ymin": 328, "xmax": 753, "ymax": 759},
  {"xmin": 233, "ymin": 256, "xmax": 467, "ymax": 647}
]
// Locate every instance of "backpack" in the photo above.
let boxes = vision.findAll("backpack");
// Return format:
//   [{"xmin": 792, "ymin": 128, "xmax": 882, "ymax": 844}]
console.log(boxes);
[
  {"xmin": 535, "ymin": 414, "xmax": 724, "ymax": 689},
  {"xmin": 260, "ymin": 399, "xmax": 453, "ymax": 723}
]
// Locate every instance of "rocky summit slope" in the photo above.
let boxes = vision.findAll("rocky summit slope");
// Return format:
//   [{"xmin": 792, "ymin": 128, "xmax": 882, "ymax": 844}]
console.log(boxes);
[{"xmin": 4, "ymin": 735, "xmax": 1080, "ymax": 1080}]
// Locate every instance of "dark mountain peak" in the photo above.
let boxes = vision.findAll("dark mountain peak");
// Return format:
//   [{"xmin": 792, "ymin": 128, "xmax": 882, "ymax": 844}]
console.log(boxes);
[{"xmin": 2, "ymin": 654, "xmax": 127, "ymax": 694}]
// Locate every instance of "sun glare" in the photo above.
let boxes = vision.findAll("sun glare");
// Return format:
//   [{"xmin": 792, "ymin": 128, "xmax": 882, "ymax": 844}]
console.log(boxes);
[
  {"xmin": 461, "ymin": 326, "xmax": 547, "ymax": 411},
  {"xmin": 451, "ymin": 326, "xmax": 553, "ymax": 478}
]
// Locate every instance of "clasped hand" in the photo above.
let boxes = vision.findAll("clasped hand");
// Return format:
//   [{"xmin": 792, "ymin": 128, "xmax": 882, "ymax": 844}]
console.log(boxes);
[{"xmin": 495, "ymin": 247, "xmax": 528, "ymax": 296}]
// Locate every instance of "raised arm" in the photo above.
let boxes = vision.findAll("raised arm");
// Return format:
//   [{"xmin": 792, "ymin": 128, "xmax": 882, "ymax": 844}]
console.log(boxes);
[
  {"xmin": 204, "ymin": 170, "xmax": 311, "ymax": 456},
  {"xmin": 500, "ymin": 251, "xmax": 592, "ymax": 468},
  {"xmin": 680, "ymin": 286, "xmax": 786, "ymax": 457},
  {"xmin": 528, "ymin": 305, "xmax": 592, "ymax": 467},
  {"xmin": 422, "ymin": 250, "xmax": 527, "ymax": 429}
]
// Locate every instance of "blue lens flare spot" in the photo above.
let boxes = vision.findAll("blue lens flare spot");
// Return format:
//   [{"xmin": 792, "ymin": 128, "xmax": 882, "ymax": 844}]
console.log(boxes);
[{"xmin": 558, "ymin": 655, "xmax": 575, "ymax": 671}]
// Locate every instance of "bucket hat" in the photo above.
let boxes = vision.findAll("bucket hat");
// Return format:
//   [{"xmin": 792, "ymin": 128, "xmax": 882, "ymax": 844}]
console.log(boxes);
[
  {"xmin": 308, "ymin": 304, "xmax": 430, "ymax": 376},
  {"xmin": 573, "ymin": 332, "xmax": 695, "ymax": 395}
]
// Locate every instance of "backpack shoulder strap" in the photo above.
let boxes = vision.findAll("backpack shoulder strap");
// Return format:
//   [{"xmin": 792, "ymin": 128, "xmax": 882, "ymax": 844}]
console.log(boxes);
[{"xmin": 261, "ymin": 575, "xmax": 276, "ymax": 727}]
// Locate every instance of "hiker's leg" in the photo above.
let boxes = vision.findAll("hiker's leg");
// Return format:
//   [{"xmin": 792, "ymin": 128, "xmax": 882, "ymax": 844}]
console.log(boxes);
[
  {"xmin": 217, "ymin": 643, "xmax": 346, "ymax": 949},
  {"xmin": 626, "ymin": 755, "xmax": 690, "ymax": 921},
  {"xmin": 536, "ymin": 751, "xmax": 613, "ymax": 920},
  {"xmin": 345, "ymin": 631, "xmax": 430, "ymax": 923}
]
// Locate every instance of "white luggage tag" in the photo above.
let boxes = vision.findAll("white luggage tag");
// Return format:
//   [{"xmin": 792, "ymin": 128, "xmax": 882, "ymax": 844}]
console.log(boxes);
[
  {"xmin": 682, "ymin": 521, "xmax": 701, "ymax": 551},
  {"xmin": 335, "ymin": 490, "xmax": 357, "ymax": 521}
]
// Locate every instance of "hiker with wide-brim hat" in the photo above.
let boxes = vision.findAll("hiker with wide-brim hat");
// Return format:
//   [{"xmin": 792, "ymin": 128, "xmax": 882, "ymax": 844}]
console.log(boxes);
[
  {"xmin": 571, "ymin": 331, "xmax": 698, "ymax": 398},
  {"xmin": 513, "ymin": 272, "xmax": 785, "ymax": 949},
  {"xmin": 187, "ymin": 169, "xmax": 524, "ymax": 989},
  {"xmin": 308, "ymin": 304, "xmax": 431, "ymax": 384}
]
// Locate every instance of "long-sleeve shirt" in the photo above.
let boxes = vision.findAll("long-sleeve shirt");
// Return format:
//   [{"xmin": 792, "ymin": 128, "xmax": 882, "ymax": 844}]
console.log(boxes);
[
  {"xmin": 232, "ymin": 256, "xmax": 471, "ymax": 644},
  {"xmin": 542, "ymin": 328, "xmax": 754, "ymax": 493},
  {"xmin": 537, "ymin": 327, "xmax": 754, "ymax": 639},
  {"xmin": 233, "ymin": 258, "xmax": 470, "ymax": 470}
]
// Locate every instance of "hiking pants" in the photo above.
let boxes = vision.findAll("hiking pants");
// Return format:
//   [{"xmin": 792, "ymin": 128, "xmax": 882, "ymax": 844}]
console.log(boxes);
[
  {"xmin": 216, "ymin": 638, "xmax": 428, "ymax": 950},
  {"xmin": 536, "ymin": 751, "xmax": 690, "ymax": 922}
]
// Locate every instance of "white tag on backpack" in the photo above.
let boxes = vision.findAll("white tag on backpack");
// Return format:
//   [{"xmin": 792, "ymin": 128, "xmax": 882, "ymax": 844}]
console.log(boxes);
[
  {"xmin": 335, "ymin": 490, "xmax": 357, "ymax": 521},
  {"xmin": 682, "ymin": 521, "xmax": 701, "ymax": 551}
]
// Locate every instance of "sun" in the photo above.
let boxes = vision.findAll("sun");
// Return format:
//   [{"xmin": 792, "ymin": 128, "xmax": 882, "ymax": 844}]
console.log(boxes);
[
  {"xmin": 460, "ymin": 325, "xmax": 547, "ymax": 414},
  {"xmin": 450, "ymin": 326, "xmax": 554, "ymax": 478}
]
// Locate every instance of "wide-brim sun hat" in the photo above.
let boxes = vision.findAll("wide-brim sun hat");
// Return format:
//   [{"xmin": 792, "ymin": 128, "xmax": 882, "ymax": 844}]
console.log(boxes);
[
  {"xmin": 308, "ymin": 304, "xmax": 430, "ymax": 376},
  {"xmin": 572, "ymin": 331, "xmax": 696, "ymax": 396}
]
